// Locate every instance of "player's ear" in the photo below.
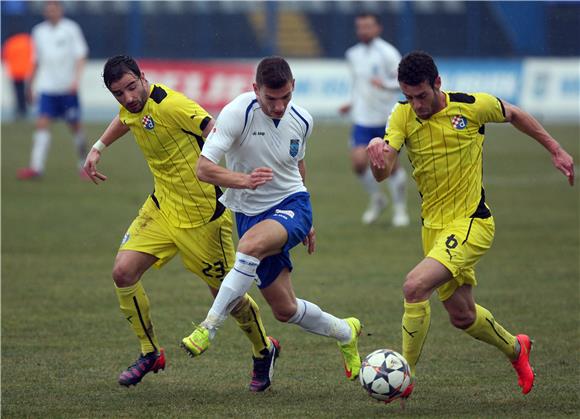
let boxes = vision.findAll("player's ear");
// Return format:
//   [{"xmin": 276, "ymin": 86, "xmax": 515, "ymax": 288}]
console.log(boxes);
[
  {"xmin": 434, "ymin": 76, "xmax": 442, "ymax": 90},
  {"xmin": 140, "ymin": 71, "xmax": 146, "ymax": 80},
  {"xmin": 252, "ymin": 82, "xmax": 259, "ymax": 95},
  {"xmin": 291, "ymin": 79, "xmax": 295, "ymax": 91}
]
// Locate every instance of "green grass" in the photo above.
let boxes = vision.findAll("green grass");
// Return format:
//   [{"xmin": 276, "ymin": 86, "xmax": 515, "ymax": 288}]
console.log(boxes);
[{"xmin": 1, "ymin": 120, "xmax": 579, "ymax": 418}]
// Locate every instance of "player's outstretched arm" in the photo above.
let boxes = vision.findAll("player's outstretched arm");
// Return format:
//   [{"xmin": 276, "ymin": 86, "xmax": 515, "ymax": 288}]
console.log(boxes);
[
  {"xmin": 71, "ymin": 57, "xmax": 86, "ymax": 94},
  {"xmin": 338, "ymin": 103, "xmax": 351, "ymax": 115},
  {"xmin": 83, "ymin": 115, "xmax": 130, "ymax": 185},
  {"xmin": 25, "ymin": 62, "xmax": 38, "ymax": 105},
  {"xmin": 367, "ymin": 137, "xmax": 398, "ymax": 182},
  {"xmin": 196, "ymin": 156, "xmax": 273, "ymax": 190},
  {"xmin": 503, "ymin": 101, "xmax": 575, "ymax": 186},
  {"xmin": 298, "ymin": 159, "xmax": 307, "ymax": 184}
]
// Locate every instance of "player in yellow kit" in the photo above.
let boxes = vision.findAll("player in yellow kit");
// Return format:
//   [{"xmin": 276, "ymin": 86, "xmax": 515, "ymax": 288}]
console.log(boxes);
[
  {"xmin": 83, "ymin": 56, "xmax": 277, "ymax": 391},
  {"xmin": 367, "ymin": 51, "xmax": 575, "ymax": 401}
]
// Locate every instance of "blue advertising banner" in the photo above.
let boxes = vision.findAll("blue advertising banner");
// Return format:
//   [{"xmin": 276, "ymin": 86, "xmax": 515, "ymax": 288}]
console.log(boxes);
[{"xmin": 437, "ymin": 59, "xmax": 523, "ymax": 105}]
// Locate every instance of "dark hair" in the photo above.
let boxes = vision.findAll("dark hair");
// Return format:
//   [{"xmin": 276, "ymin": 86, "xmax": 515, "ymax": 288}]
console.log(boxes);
[
  {"xmin": 356, "ymin": 12, "xmax": 381, "ymax": 25},
  {"xmin": 398, "ymin": 51, "xmax": 439, "ymax": 87},
  {"xmin": 255, "ymin": 56, "xmax": 293, "ymax": 89},
  {"xmin": 45, "ymin": 1, "xmax": 62, "ymax": 9},
  {"xmin": 103, "ymin": 55, "xmax": 141, "ymax": 89}
]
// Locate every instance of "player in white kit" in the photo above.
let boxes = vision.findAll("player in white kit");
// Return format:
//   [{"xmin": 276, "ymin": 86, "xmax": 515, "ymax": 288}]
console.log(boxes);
[
  {"xmin": 17, "ymin": 1, "xmax": 89, "ymax": 180},
  {"xmin": 180, "ymin": 57, "xmax": 362, "ymax": 390},
  {"xmin": 340, "ymin": 13, "xmax": 409, "ymax": 226}
]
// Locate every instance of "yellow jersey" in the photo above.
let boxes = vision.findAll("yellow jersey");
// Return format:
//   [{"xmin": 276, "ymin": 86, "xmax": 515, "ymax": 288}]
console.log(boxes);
[
  {"xmin": 119, "ymin": 83, "xmax": 224, "ymax": 228},
  {"xmin": 385, "ymin": 91, "xmax": 506, "ymax": 228}
]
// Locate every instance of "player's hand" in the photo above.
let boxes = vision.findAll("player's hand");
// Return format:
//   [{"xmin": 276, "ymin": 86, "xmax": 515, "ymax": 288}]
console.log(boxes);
[
  {"xmin": 70, "ymin": 78, "xmax": 80, "ymax": 94},
  {"xmin": 83, "ymin": 149, "xmax": 108, "ymax": 185},
  {"xmin": 246, "ymin": 167, "xmax": 273, "ymax": 189},
  {"xmin": 370, "ymin": 77, "xmax": 384, "ymax": 89},
  {"xmin": 302, "ymin": 227, "xmax": 316, "ymax": 254},
  {"xmin": 366, "ymin": 137, "xmax": 389, "ymax": 168},
  {"xmin": 552, "ymin": 146, "xmax": 575, "ymax": 186},
  {"xmin": 338, "ymin": 103, "xmax": 351, "ymax": 115}
]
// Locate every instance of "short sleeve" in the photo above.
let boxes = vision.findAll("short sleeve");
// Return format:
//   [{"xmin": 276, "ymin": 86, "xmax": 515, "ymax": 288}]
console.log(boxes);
[
  {"xmin": 70, "ymin": 22, "xmax": 88, "ymax": 59},
  {"xmin": 379, "ymin": 43, "xmax": 401, "ymax": 89},
  {"xmin": 384, "ymin": 102, "xmax": 406, "ymax": 151},
  {"xmin": 166, "ymin": 92, "xmax": 211, "ymax": 137},
  {"xmin": 31, "ymin": 26, "xmax": 41, "ymax": 63},
  {"xmin": 474, "ymin": 93, "xmax": 506, "ymax": 125},
  {"xmin": 200, "ymin": 101, "xmax": 244, "ymax": 164}
]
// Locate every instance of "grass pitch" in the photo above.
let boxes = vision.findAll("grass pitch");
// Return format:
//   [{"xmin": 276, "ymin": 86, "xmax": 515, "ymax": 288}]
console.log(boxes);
[{"xmin": 1, "ymin": 120, "xmax": 578, "ymax": 418}]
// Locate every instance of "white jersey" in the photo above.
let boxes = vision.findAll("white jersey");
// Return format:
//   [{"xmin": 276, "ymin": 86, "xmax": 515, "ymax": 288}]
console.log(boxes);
[
  {"xmin": 345, "ymin": 37, "xmax": 401, "ymax": 127},
  {"xmin": 201, "ymin": 91, "xmax": 312, "ymax": 216},
  {"xmin": 32, "ymin": 18, "xmax": 88, "ymax": 94}
]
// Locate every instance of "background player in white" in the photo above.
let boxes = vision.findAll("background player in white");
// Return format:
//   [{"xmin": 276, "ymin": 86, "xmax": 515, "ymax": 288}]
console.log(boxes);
[
  {"xmin": 180, "ymin": 56, "xmax": 363, "ymax": 387},
  {"xmin": 17, "ymin": 0, "xmax": 89, "ymax": 180},
  {"xmin": 339, "ymin": 13, "xmax": 409, "ymax": 226}
]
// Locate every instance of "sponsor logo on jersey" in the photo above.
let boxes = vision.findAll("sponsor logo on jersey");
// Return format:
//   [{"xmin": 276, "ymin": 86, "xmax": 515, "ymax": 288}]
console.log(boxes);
[
  {"xmin": 289, "ymin": 139, "xmax": 300, "ymax": 157},
  {"xmin": 451, "ymin": 115, "xmax": 467, "ymax": 130},
  {"xmin": 142, "ymin": 115, "xmax": 155, "ymax": 130}
]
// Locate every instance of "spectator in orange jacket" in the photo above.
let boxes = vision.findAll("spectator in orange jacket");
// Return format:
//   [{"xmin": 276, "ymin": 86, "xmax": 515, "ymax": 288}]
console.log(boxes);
[{"xmin": 2, "ymin": 32, "xmax": 34, "ymax": 118}]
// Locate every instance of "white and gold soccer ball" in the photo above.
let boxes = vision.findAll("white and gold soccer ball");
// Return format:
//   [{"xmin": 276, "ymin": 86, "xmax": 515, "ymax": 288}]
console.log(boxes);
[{"xmin": 359, "ymin": 349, "xmax": 411, "ymax": 403}]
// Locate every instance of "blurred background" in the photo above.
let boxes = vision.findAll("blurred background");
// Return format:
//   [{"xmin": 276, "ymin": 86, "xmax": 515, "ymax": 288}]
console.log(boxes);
[{"xmin": 2, "ymin": 0, "xmax": 579, "ymax": 122}]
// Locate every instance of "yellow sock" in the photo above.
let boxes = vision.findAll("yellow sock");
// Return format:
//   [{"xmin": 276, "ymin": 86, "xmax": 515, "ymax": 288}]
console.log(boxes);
[
  {"xmin": 115, "ymin": 282, "xmax": 160, "ymax": 355},
  {"xmin": 465, "ymin": 304, "xmax": 517, "ymax": 359},
  {"xmin": 230, "ymin": 294, "xmax": 270, "ymax": 358},
  {"xmin": 402, "ymin": 300, "xmax": 431, "ymax": 377}
]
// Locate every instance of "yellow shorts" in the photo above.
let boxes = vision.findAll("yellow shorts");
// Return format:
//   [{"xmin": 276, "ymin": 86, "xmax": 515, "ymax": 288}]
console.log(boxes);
[
  {"xmin": 119, "ymin": 196, "xmax": 235, "ymax": 289},
  {"xmin": 422, "ymin": 216, "xmax": 495, "ymax": 302}
]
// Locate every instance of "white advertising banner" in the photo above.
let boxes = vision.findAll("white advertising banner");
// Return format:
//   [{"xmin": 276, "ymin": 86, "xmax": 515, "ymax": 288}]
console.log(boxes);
[
  {"xmin": 2, "ymin": 58, "xmax": 579, "ymax": 123},
  {"xmin": 520, "ymin": 59, "xmax": 580, "ymax": 122},
  {"xmin": 289, "ymin": 59, "xmax": 350, "ymax": 119}
]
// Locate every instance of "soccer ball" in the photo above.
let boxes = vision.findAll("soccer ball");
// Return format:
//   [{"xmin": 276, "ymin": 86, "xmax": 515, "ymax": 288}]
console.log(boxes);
[{"xmin": 359, "ymin": 349, "xmax": 411, "ymax": 403}]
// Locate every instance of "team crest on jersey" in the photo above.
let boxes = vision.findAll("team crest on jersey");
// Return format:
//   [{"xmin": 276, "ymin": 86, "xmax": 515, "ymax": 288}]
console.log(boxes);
[
  {"xmin": 142, "ymin": 115, "xmax": 155, "ymax": 130},
  {"xmin": 289, "ymin": 139, "xmax": 300, "ymax": 157},
  {"xmin": 451, "ymin": 115, "xmax": 467, "ymax": 130}
]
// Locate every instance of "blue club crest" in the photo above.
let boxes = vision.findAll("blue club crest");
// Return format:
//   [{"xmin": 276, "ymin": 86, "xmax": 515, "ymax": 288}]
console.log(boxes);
[
  {"xmin": 451, "ymin": 115, "xmax": 467, "ymax": 130},
  {"xmin": 142, "ymin": 115, "xmax": 155, "ymax": 130},
  {"xmin": 289, "ymin": 139, "xmax": 300, "ymax": 157}
]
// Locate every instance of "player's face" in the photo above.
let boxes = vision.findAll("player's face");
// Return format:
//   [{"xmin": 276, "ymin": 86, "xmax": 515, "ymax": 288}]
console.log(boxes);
[
  {"xmin": 44, "ymin": 2, "xmax": 63, "ymax": 24},
  {"xmin": 109, "ymin": 72, "xmax": 149, "ymax": 114},
  {"xmin": 400, "ymin": 77, "xmax": 444, "ymax": 120},
  {"xmin": 355, "ymin": 16, "xmax": 381, "ymax": 44},
  {"xmin": 254, "ymin": 80, "xmax": 295, "ymax": 119}
]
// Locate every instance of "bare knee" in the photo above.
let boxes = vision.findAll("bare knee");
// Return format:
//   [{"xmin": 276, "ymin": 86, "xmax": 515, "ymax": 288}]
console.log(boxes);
[
  {"xmin": 36, "ymin": 117, "xmax": 50, "ymax": 130},
  {"xmin": 350, "ymin": 147, "xmax": 368, "ymax": 175},
  {"xmin": 112, "ymin": 251, "xmax": 157, "ymax": 288},
  {"xmin": 270, "ymin": 301, "xmax": 298, "ymax": 323},
  {"xmin": 448, "ymin": 308, "xmax": 476, "ymax": 330},
  {"xmin": 352, "ymin": 161, "xmax": 367, "ymax": 175},
  {"xmin": 112, "ymin": 263, "xmax": 140, "ymax": 288},
  {"xmin": 403, "ymin": 271, "xmax": 431, "ymax": 302},
  {"xmin": 237, "ymin": 234, "xmax": 269, "ymax": 259}
]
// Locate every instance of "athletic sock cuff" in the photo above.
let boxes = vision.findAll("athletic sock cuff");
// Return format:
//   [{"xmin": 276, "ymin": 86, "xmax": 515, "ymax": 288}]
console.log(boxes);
[
  {"xmin": 403, "ymin": 300, "xmax": 430, "ymax": 317},
  {"xmin": 233, "ymin": 252, "xmax": 260, "ymax": 277},
  {"xmin": 115, "ymin": 282, "xmax": 141, "ymax": 295}
]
